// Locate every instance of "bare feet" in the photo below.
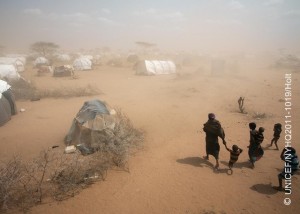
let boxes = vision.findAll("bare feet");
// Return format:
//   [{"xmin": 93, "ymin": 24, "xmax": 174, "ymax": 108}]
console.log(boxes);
[{"xmin": 203, "ymin": 156, "xmax": 209, "ymax": 160}]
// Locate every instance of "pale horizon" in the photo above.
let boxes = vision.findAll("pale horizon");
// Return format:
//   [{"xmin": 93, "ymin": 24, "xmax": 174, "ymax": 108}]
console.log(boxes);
[{"xmin": 1, "ymin": 0, "xmax": 300, "ymax": 54}]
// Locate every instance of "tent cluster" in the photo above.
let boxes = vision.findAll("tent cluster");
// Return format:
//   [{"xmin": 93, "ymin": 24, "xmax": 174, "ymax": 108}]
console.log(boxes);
[{"xmin": 0, "ymin": 80, "xmax": 17, "ymax": 126}]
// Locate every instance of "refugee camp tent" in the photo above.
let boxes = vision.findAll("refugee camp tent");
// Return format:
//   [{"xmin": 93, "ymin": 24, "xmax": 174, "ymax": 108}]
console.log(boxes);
[
  {"xmin": 53, "ymin": 65, "xmax": 74, "ymax": 77},
  {"xmin": 0, "ymin": 94, "xmax": 11, "ymax": 126},
  {"xmin": 0, "ymin": 65, "xmax": 20, "ymax": 80},
  {"xmin": 0, "ymin": 57, "xmax": 25, "ymax": 72},
  {"xmin": 0, "ymin": 80, "xmax": 17, "ymax": 126},
  {"xmin": 65, "ymin": 100, "xmax": 116, "ymax": 150},
  {"xmin": 73, "ymin": 58, "xmax": 92, "ymax": 70},
  {"xmin": 34, "ymin": 57, "xmax": 49, "ymax": 67},
  {"xmin": 134, "ymin": 60, "xmax": 176, "ymax": 75}
]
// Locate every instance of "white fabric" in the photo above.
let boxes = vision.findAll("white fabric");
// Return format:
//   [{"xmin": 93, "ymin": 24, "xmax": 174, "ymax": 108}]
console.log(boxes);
[
  {"xmin": 73, "ymin": 58, "xmax": 92, "ymax": 70},
  {"xmin": 136, "ymin": 60, "xmax": 176, "ymax": 75},
  {"xmin": 34, "ymin": 57, "xmax": 49, "ymax": 66},
  {"xmin": 0, "ymin": 64, "xmax": 20, "ymax": 80},
  {"xmin": 0, "ymin": 57, "xmax": 25, "ymax": 72},
  {"xmin": 0, "ymin": 79, "xmax": 11, "ymax": 94}
]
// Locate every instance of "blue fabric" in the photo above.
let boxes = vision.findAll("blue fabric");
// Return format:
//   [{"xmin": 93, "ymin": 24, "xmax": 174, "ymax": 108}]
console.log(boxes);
[{"xmin": 76, "ymin": 99, "xmax": 109, "ymax": 124}]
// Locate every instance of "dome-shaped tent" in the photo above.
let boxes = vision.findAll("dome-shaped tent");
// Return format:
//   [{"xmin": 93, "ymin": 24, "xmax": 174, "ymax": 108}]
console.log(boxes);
[
  {"xmin": 0, "ymin": 65, "xmax": 20, "ymax": 80},
  {"xmin": 73, "ymin": 58, "xmax": 92, "ymax": 70},
  {"xmin": 34, "ymin": 57, "xmax": 49, "ymax": 67}
]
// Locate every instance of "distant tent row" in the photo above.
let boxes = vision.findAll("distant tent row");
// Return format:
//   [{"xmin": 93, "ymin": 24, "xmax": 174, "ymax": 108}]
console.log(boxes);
[
  {"xmin": 0, "ymin": 80, "xmax": 17, "ymax": 126},
  {"xmin": 134, "ymin": 60, "xmax": 176, "ymax": 75}
]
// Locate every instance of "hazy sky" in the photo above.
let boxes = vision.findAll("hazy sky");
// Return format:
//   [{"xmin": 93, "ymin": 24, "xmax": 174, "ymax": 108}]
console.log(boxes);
[{"xmin": 0, "ymin": 0, "xmax": 300, "ymax": 53}]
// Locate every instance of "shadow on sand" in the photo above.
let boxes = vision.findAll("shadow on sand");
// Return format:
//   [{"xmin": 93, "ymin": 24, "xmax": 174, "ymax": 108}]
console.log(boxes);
[
  {"xmin": 250, "ymin": 183, "xmax": 278, "ymax": 195},
  {"xmin": 220, "ymin": 160, "xmax": 252, "ymax": 169},
  {"xmin": 176, "ymin": 157, "xmax": 229, "ymax": 174}
]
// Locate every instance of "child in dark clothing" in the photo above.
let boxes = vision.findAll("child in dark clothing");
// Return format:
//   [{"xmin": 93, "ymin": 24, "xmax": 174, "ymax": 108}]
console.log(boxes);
[
  {"xmin": 248, "ymin": 126, "xmax": 265, "ymax": 168},
  {"xmin": 256, "ymin": 127, "xmax": 265, "ymax": 145},
  {"xmin": 270, "ymin": 123, "xmax": 282, "ymax": 150},
  {"xmin": 225, "ymin": 144, "xmax": 243, "ymax": 171}
]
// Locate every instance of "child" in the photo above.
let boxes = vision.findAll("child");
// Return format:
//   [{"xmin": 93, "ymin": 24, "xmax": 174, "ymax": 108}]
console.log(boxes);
[
  {"xmin": 256, "ymin": 127, "xmax": 265, "ymax": 145},
  {"xmin": 225, "ymin": 144, "xmax": 243, "ymax": 170},
  {"xmin": 270, "ymin": 123, "xmax": 282, "ymax": 150},
  {"xmin": 274, "ymin": 147, "xmax": 299, "ymax": 192}
]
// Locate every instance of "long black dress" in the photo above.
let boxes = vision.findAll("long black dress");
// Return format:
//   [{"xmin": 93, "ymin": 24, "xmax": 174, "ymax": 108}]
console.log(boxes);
[{"xmin": 203, "ymin": 119, "xmax": 225, "ymax": 159}]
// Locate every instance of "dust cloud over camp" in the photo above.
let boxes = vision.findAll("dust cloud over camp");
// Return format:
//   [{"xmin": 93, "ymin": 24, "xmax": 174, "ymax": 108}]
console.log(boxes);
[{"xmin": 0, "ymin": 0, "xmax": 300, "ymax": 214}]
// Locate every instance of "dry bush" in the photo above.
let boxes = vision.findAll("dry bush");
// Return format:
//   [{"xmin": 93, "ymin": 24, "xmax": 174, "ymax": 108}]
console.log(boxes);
[
  {"xmin": 50, "ymin": 151, "xmax": 110, "ymax": 201},
  {"xmin": 89, "ymin": 108, "xmax": 144, "ymax": 170},
  {"xmin": 0, "ymin": 156, "xmax": 23, "ymax": 212},
  {"xmin": 35, "ymin": 84, "xmax": 101, "ymax": 99},
  {"xmin": 252, "ymin": 112, "xmax": 267, "ymax": 119},
  {"xmin": 9, "ymin": 79, "xmax": 101, "ymax": 100},
  {"xmin": 238, "ymin": 97, "xmax": 246, "ymax": 114}
]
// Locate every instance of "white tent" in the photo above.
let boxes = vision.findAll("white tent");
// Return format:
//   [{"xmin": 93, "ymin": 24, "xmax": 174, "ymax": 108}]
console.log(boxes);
[
  {"xmin": 34, "ymin": 57, "xmax": 49, "ymax": 67},
  {"xmin": 73, "ymin": 58, "xmax": 92, "ymax": 70},
  {"xmin": 135, "ymin": 60, "xmax": 176, "ymax": 75},
  {"xmin": 0, "ymin": 57, "xmax": 25, "ymax": 72},
  {"xmin": 6, "ymin": 54, "xmax": 27, "ymax": 64},
  {"xmin": 0, "ymin": 65, "xmax": 20, "ymax": 80}
]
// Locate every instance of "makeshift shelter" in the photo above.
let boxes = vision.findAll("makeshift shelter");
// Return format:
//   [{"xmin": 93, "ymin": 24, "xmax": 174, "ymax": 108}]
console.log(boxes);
[
  {"xmin": 65, "ymin": 100, "xmax": 116, "ymax": 149},
  {"xmin": 73, "ymin": 58, "xmax": 92, "ymax": 70},
  {"xmin": 53, "ymin": 65, "xmax": 74, "ymax": 77},
  {"xmin": 134, "ymin": 60, "xmax": 176, "ymax": 75},
  {"xmin": 0, "ymin": 80, "xmax": 17, "ymax": 126},
  {"xmin": 0, "ymin": 94, "xmax": 11, "ymax": 126},
  {"xmin": 0, "ymin": 65, "xmax": 20, "ymax": 80},
  {"xmin": 34, "ymin": 57, "xmax": 49, "ymax": 67},
  {"xmin": 0, "ymin": 57, "xmax": 25, "ymax": 72}
]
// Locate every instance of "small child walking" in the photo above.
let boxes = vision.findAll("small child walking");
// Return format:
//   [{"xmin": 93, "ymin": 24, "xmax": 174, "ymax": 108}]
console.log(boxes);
[
  {"xmin": 225, "ymin": 144, "xmax": 243, "ymax": 172},
  {"xmin": 270, "ymin": 123, "xmax": 282, "ymax": 150}
]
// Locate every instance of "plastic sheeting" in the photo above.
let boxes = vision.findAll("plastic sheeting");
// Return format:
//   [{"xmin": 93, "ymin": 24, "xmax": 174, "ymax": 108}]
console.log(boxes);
[
  {"xmin": 135, "ymin": 60, "xmax": 176, "ymax": 75},
  {"xmin": 65, "ymin": 100, "xmax": 115, "ymax": 147},
  {"xmin": 73, "ymin": 58, "xmax": 92, "ymax": 70},
  {"xmin": 0, "ymin": 64, "xmax": 20, "ymax": 80}
]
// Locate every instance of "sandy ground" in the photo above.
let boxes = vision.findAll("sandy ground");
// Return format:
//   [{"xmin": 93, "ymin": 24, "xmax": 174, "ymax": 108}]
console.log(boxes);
[{"xmin": 1, "ymin": 60, "xmax": 299, "ymax": 214}]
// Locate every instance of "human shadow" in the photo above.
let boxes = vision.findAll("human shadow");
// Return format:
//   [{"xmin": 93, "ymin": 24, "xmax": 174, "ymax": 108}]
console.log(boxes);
[
  {"xmin": 176, "ymin": 157, "xmax": 228, "ymax": 174},
  {"xmin": 176, "ymin": 157, "xmax": 214, "ymax": 168},
  {"xmin": 250, "ymin": 183, "xmax": 278, "ymax": 195},
  {"xmin": 262, "ymin": 145, "xmax": 279, "ymax": 151},
  {"xmin": 220, "ymin": 160, "xmax": 252, "ymax": 169}
]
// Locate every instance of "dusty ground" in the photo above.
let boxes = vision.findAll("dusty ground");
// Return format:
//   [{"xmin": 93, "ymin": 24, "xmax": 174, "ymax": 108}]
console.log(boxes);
[{"xmin": 1, "ymin": 59, "xmax": 299, "ymax": 214}]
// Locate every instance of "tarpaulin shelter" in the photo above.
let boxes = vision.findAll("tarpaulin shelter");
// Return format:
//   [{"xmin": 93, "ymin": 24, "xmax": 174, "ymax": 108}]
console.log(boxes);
[
  {"xmin": 65, "ymin": 100, "xmax": 116, "ymax": 149},
  {"xmin": 0, "ymin": 80, "xmax": 17, "ymax": 126}
]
